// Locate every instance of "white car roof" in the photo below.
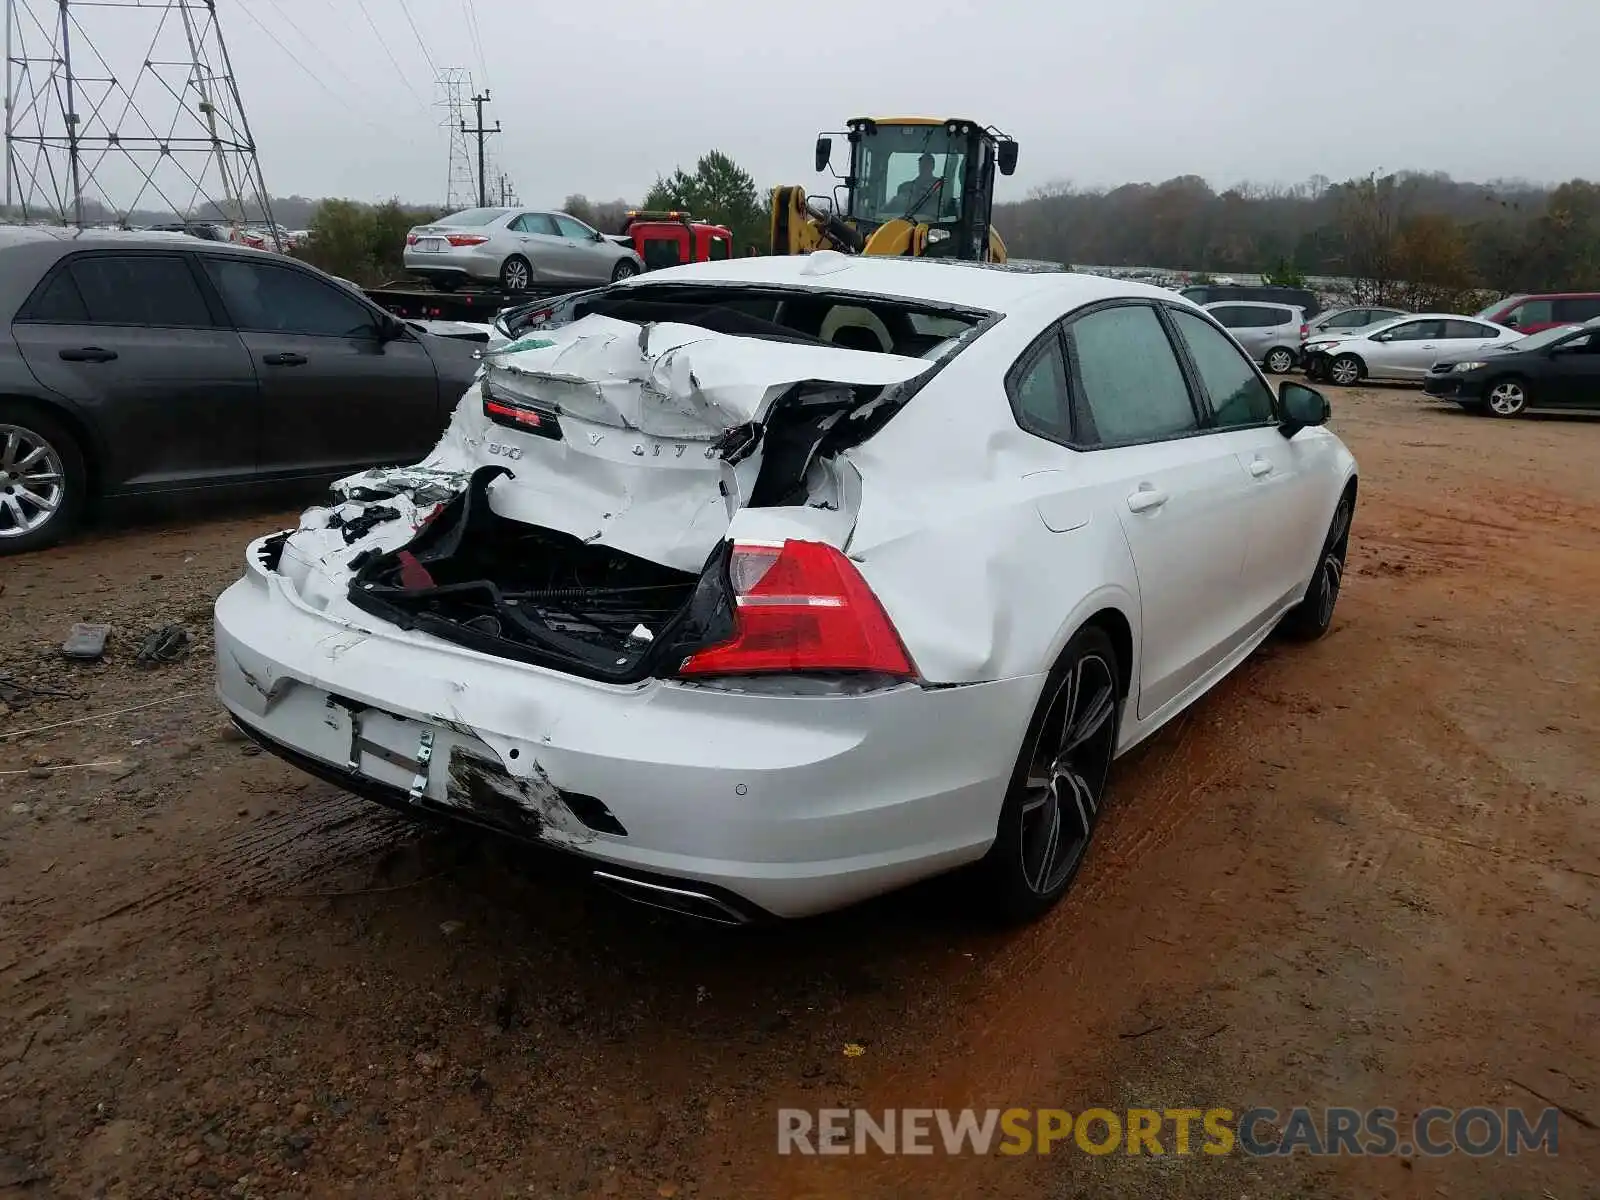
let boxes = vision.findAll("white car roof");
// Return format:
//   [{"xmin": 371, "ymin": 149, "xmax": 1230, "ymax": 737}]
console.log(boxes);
[{"xmin": 621, "ymin": 251, "xmax": 1189, "ymax": 316}]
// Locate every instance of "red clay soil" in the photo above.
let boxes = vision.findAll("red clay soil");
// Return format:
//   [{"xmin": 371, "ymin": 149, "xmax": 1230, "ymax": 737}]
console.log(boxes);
[{"xmin": 1, "ymin": 386, "xmax": 1596, "ymax": 1199}]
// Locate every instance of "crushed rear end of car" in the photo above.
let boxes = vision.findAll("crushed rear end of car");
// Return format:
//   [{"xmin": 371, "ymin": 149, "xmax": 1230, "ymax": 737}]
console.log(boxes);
[{"xmin": 214, "ymin": 295, "xmax": 1036, "ymax": 919}]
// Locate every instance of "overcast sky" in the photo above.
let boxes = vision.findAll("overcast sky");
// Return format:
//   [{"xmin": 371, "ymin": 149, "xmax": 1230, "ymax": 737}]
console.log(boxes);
[{"xmin": 12, "ymin": 0, "xmax": 1597, "ymax": 211}]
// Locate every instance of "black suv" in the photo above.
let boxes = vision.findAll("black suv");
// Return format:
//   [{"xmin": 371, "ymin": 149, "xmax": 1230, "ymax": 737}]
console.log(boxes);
[
  {"xmin": 1179, "ymin": 284, "xmax": 1322, "ymax": 318},
  {"xmin": 0, "ymin": 228, "xmax": 481, "ymax": 553}
]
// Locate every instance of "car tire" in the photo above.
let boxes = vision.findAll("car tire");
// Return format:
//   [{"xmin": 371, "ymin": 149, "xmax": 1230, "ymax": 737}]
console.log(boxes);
[
  {"xmin": 1264, "ymin": 347, "xmax": 1296, "ymax": 374},
  {"xmin": 980, "ymin": 624, "xmax": 1122, "ymax": 924},
  {"xmin": 1484, "ymin": 377, "xmax": 1528, "ymax": 417},
  {"xmin": 0, "ymin": 405, "xmax": 87, "ymax": 555},
  {"xmin": 611, "ymin": 260, "xmax": 639, "ymax": 283},
  {"xmin": 1280, "ymin": 489, "xmax": 1354, "ymax": 642},
  {"xmin": 1328, "ymin": 354, "xmax": 1364, "ymax": 387},
  {"xmin": 499, "ymin": 255, "xmax": 533, "ymax": 293}
]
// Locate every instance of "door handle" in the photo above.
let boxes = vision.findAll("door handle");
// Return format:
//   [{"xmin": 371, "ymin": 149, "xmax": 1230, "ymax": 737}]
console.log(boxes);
[
  {"xmin": 262, "ymin": 352, "xmax": 308, "ymax": 366},
  {"xmin": 58, "ymin": 346, "xmax": 117, "ymax": 362},
  {"xmin": 1127, "ymin": 486, "xmax": 1168, "ymax": 513},
  {"xmin": 1249, "ymin": 458, "xmax": 1274, "ymax": 478}
]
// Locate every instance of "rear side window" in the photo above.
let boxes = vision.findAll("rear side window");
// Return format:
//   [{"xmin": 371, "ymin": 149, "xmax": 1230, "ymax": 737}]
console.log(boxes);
[
  {"xmin": 1007, "ymin": 331, "xmax": 1072, "ymax": 442},
  {"xmin": 41, "ymin": 254, "xmax": 214, "ymax": 327},
  {"xmin": 23, "ymin": 270, "xmax": 90, "ymax": 323},
  {"xmin": 1443, "ymin": 320, "xmax": 1498, "ymax": 338},
  {"xmin": 1554, "ymin": 297, "xmax": 1600, "ymax": 322},
  {"xmin": 1069, "ymin": 304, "xmax": 1197, "ymax": 445},
  {"xmin": 1263, "ymin": 307, "xmax": 1294, "ymax": 327},
  {"xmin": 1169, "ymin": 309, "xmax": 1276, "ymax": 428}
]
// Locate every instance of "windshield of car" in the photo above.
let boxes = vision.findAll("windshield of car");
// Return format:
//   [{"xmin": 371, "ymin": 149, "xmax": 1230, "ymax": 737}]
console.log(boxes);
[
  {"xmin": 1476, "ymin": 295, "xmax": 1524, "ymax": 320},
  {"xmin": 440, "ymin": 207, "xmax": 508, "ymax": 227},
  {"xmin": 553, "ymin": 283, "xmax": 992, "ymax": 360},
  {"xmin": 1506, "ymin": 323, "xmax": 1583, "ymax": 351},
  {"xmin": 852, "ymin": 125, "xmax": 968, "ymax": 225}
]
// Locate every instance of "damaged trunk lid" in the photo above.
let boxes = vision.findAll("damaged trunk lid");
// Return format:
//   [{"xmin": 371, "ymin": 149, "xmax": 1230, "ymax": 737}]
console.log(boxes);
[{"xmin": 340, "ymin": 312, "xmax": 935, "ymax": 681}]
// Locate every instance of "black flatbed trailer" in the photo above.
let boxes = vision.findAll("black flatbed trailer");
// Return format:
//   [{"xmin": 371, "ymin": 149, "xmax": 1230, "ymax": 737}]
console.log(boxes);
[{"xmin": 363, "ymin": 280, "xmax": 567, "ymax": 323}]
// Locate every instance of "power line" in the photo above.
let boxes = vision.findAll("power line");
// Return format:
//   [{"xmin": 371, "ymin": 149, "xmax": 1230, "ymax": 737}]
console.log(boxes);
[
  {"xmin": 462, "ymin": 0, "xmax": 489, "ymax": 89},
  {"xmin": 231, "ymin": 2, "xmax": 390, "ymax": 137},
  {"xmin": 356, "ymin": 0, "xmax": 429, "ymax": 111},
  {"xmin": 254, "ymin": 0, "xmax": 388, "ymax": 112},
  {"xmin": 394, "ymin": 0, "xmax": 438, "ymax": 78}
]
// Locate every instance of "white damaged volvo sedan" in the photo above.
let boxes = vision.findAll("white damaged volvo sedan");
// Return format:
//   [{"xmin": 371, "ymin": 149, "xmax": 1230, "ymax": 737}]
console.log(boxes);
[{"xmin": 214, "ymin": 252, "xmax": 1357, "ymax": 923}]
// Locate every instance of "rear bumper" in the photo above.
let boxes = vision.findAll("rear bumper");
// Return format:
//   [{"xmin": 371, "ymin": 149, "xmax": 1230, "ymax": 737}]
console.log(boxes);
[
  {"xmin": 214, "ymin": 537, "xmax": 1040, "ymax": 918},
  {"xmin": 403, "ymin": 245, "xmax": 500, "ymax": 283}
]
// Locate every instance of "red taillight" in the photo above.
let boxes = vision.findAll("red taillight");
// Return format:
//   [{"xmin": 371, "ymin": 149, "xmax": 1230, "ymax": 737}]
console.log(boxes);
[
  {"xmin": 678, "ymin": 540, "xmax": 915, "ymax": 678},
  {"xmin": 405, "ymin": 233, "xmax": 418, "ymax": 245},
  {"xmin": 446, "ymin": 233, "xmax": 489, "ymax": 247},
  {"xmin": 484, "ymin": 398, "xmax": 545, "ymax": 428},
  {"xmin": 1299, "ymin": 323, "xmax": 1309, "ymax": 340}
]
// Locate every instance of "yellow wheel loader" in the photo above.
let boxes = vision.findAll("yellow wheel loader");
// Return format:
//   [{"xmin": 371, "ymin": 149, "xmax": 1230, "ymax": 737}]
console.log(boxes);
[{"xmin": 770, "ymin": 117, "xmax": 1018, "ymax": 262}]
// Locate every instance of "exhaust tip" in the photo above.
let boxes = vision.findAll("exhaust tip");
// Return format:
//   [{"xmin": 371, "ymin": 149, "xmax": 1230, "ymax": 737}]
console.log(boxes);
[{"xmin": 592, "ymin": 870, "xmax": 753, "ymax": 926}]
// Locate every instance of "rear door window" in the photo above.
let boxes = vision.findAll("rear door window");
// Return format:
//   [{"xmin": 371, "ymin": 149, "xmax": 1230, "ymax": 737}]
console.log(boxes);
[
  {"xmin": 1443, "ymin": 320, "xmax": 1499, "ymax": 339},
  {"xmin": 1209, "ymin": 305, "xmax": 1249, "ymax": 328},
  {"xmin": 61, "ymin": 254, "xmax": 214, "ymax": 327},
  {"xmin": 1068, "ymin": 303, "xmax": 1199, "ymax": 446},
  {"xmin": 1554, "ymin": 297, "xmax": 1600, "ymax": 323}
]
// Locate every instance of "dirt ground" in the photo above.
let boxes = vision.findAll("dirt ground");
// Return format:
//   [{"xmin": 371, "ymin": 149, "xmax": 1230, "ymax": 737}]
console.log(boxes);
[{"xmin": 1, "ymin": 385, "xmax": 1597, "ymax": 1200}]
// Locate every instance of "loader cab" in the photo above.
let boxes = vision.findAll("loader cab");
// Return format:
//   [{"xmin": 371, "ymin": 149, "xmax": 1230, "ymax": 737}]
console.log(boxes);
[{"xmin": 814, "ymin": 117, "xmax": 1017, "ymax": 262}]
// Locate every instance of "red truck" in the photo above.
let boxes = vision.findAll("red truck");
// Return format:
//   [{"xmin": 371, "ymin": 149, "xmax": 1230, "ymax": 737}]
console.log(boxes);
[{"xmin": 614, "ymin": 210, "xmax": 734, "ymax": 270}]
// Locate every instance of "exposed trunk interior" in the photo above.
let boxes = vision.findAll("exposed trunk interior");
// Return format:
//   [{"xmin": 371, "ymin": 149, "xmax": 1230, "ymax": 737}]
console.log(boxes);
[{"xmin": 348, "ymin": 467, "xmax": 728, "ymax": 683}]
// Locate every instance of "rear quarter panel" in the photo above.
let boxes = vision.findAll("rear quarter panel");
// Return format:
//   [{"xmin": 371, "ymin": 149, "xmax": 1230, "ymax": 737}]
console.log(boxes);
[{"xmin": 828, "ymin": 318, "xmax": 1143, "ymax": 688}]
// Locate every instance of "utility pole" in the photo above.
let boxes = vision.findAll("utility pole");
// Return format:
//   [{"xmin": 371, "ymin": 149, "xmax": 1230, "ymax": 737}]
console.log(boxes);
[{"xmin": 460, "ymin": 89, "xmax": 499, "ymax": 209}]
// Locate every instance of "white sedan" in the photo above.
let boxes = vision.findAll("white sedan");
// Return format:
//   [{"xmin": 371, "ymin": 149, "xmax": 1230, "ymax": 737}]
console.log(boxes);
[
  {"xmin": 214, "ymin": 253, "xmax": 1358, "ymax": 923},
  {"xmin": 1303, "ymin": 313, "xmax": 1522, "ymax": 385}
]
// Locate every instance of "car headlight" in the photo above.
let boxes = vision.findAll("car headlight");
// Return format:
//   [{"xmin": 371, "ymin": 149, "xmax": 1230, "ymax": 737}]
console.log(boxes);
[
  {"xmin": 1452, "ymin": 361, "xmax": 1487, "ymax": 373},
  {"xmin": 926, "ymin": 228, "xmax": 950, "ymax": 244},
  {"xmin": 1305, "ymin": 342, "xmax": 1339, "ymax": 353}
]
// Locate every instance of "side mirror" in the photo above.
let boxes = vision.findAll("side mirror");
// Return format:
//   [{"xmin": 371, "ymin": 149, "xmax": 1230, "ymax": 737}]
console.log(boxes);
[
  {"xmin": 1371, "ymin": 332, "xmax": 1390, "ymax": 342},
  {"xmin": 376, "ymin": 315, "xmax": 407, "ymax": 343},
  {"xmin": 593, "ymin": 229, "xmax": 606, "ymax": 242},
  {"xmin": 814, "ymin": 137, "xmax": 832, "ymax": 173},
  {"xmin": 1278, "ymin": 381, "xmax": 1330, "ymax": 438},
  {"xmin": 997, "ymin": 140, "xmax": 1019, "ymax": 176}
]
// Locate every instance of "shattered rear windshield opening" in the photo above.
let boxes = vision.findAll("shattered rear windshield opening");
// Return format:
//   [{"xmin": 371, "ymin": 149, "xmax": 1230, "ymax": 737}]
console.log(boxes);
[{"xmin": 559, "ymin": 283, "xmax": 994, "ymax": 360}]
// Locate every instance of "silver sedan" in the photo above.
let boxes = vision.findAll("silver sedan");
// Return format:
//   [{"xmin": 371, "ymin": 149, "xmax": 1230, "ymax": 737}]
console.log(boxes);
[
  {"xmin": 403, "ymin": 207, "xmax": 644, "ymax": 293},
  {"xmin": 1303, "ymin": 314, "xmax": 1522, "ymax": 385}
]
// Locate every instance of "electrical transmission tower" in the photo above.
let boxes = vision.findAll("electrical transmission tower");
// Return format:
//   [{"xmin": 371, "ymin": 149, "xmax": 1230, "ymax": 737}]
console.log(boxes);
[
  {"xmin": 4, "ymin": 0, "xmax": 278, "ymax": 241},
  {"xmin": 436, "ymin": 67, "xmax": 477, "ymax": 210}
]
